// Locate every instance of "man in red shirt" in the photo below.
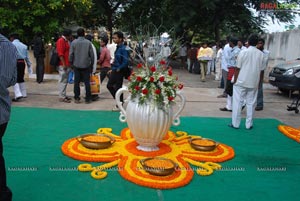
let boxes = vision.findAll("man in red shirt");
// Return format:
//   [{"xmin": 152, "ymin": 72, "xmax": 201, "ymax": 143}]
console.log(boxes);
[
  {"xmin": 56, "ymin": 29, "xmax": 72, "ymax": 103},
  {"xmin": 98, "ymin": 37, "xmax": 111, "ymax": 83}
]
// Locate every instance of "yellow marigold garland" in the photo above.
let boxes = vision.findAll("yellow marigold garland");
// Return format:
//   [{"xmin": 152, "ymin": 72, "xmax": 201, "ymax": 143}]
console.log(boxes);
[
  {"xmin": 91, "ymin": 170, "xmax": 108, "ymax": 179},
  {"xmin": 78, "ymin": 164, "xmax": 94, "ymax": 172},
  {"xmin": 97, "ymin": 128, "xmax": 121, "ymax": 140},
  {"xmin": 78, "ymin": 159, "xmax": 120, "ymax": 180}
]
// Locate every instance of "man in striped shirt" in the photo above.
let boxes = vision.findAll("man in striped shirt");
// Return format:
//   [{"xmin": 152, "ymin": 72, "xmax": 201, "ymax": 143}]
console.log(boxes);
[{"xmin": 0, "ymin": 33, "xmax": 18, "ymax": 201}]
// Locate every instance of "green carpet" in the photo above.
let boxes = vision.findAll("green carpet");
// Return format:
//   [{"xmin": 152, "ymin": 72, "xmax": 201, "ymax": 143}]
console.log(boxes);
[{"xmin": 3, "ymin": 107, "xmax": 300, "ymax": 201}]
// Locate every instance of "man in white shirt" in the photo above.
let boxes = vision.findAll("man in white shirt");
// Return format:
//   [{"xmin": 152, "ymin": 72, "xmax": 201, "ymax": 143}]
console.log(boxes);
[
  {"xmin": 220, "ymin": 37, "xmax": 241, "ymax": 112},
  {"xmin": 107, "ymin": 43, "xmax": 117, "ymax": 64},
  {"xmin": 179, "ymin": 43, "xmax": 187, "ymax": 69},
  {"xmin": 160, "ymin": 43, "xmax": 171, "ymax": 64},
  {"xmin": 238, "ymin": 40, "xmax": 247, "ymax": 51},
  {"xmin": 218, "ymin": 36, "xmax": 232, "ymax": 97},
  {"xmin": 229, "ymin": 34, "xmax": 264, "ymax": 129}
]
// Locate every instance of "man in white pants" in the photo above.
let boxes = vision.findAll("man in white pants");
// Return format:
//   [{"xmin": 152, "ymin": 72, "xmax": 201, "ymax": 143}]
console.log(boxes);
[
  {"xmin": 220, "ymin": 37, "xmax": 241, "ymax": 112},
  {"xmin": 10, "ymin": 33, "xmax": 32, "ymax": 101},
  {"xmin": 229, "ymin": 34, "xmax": 264, "ymax": 129},
  {"xmin": 217, "ymin": 37, "xmax": 231, "ymax": 97}
]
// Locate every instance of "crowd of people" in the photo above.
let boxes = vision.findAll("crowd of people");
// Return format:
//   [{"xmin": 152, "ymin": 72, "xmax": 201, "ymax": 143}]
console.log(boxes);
[
  {"xmin": 177, "ymin": 34, "xmax": 269, "ymax": 129},
  {"xmin": 6, "ymin": 29, "xmax": 130, "ymax": 108}
]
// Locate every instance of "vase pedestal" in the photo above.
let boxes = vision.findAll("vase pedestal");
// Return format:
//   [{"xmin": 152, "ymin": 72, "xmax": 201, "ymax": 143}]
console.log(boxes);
[{"xmin": 136, "ymin": 145, "xmax": 159, "ymax": 152}]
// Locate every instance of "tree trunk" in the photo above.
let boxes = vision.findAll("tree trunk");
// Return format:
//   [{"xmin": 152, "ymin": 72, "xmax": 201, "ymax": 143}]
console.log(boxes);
[
  {"xmin": 107, "ymin": 12, "xmax": 113, "ymax": 43},
  {"xmin": 213, "ymin": 14, "xmax": 221, "ymax": 42}
]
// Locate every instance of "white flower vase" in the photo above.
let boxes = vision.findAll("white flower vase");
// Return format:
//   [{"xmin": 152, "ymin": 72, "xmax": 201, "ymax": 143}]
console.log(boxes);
[{"xmin": 115, "ymin": 87, "xmax": 186, "ymax": 152}]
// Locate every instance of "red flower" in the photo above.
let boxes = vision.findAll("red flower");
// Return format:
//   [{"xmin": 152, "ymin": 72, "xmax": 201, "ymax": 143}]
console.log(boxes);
[
  {"xmin": 149, "ymin": 76, "xmax": 155, "ymax": 82},
  {"xmin": 127, "ymin": 76, "xmax": 131, "ymax": 81},
  {"xmin": 150, "ymin": 66, "xmax": 156, "ymax": 72},
  {"xmin": 159, "ymin": 76, "xmax": 165, "ymax": 82},
  {"xmin": 155, "ymin": 89, "xmax": 161, "ymax": 94},
  {"xmin": 136, "ymin": 76, "xmax": 142, "ymax": 82},
  {"xmin": 178, "ymin": 83, "xmax": 184, "ymax": 89},
  {"xmin": 137, "ymin": 63, "xmax": 143, "ymax": 68},
  {"xmin": 135, "ymin": 86, "xmax": 140, "ymax": 90},
  {"xmin": 160, "ymin": 60, "xmax": 166, "ymax": 65},
  {"xmin": 168, "ymin": 96, "xmax": 174, "ymax": 101},
  {"xmin": 142, "ymin": 89, "xmax": 148, "ymax": 95},
  {"xmin": 168, "ymin": 69, "xmax": 172, "ymax": 76}
]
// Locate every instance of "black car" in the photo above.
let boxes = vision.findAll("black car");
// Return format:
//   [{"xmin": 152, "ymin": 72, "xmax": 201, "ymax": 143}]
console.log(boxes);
[{"xmin": 269, "ymin": 58, "xmax": 300, "ymax": 92}]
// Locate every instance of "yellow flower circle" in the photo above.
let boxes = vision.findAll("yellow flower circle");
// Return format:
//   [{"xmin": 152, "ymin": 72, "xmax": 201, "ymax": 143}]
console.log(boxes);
[
  {"xmin": 91, "ymin": 169, "xmax": 108, "ymax": 179},
  {"xmin": 78, "ymin": 164, "xmax": 94, "ymax": 172}
]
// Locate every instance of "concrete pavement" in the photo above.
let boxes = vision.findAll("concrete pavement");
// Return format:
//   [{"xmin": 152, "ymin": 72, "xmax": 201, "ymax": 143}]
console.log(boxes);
[{"xmin": 9, "ymin": 67, "xmax": 300, "ymax": 128}]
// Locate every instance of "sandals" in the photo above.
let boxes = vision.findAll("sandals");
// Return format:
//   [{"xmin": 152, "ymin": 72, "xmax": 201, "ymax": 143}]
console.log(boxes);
[
  {"xmin": 59, "ymin": 97, "xmax": 71, "ymax": 103},
  {"xmin": 219, "ymin": 107, "xmax": 232, "ymax": 112}
]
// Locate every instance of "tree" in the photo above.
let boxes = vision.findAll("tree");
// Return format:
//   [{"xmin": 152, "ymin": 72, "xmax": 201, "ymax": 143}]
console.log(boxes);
[
  {"xmin": 116, "ymin": 0, "xmax": 300, "ymax": 42},
  {"xmin": 81, "ymin": 0, "xmax": 133, "ymax": 42},
  {"xmin": 1, "ymin": 0, "xmax": 299, "ymax": 45},
  {"xmin": 0, "ymin": 0, "xmax": 92, "ymax": 44}
]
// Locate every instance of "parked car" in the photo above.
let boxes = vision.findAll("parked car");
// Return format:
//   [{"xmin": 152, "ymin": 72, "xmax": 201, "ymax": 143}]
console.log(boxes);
[{"xmin": 269, "ymin": 58, "xmax": 300, "ymax": 92}]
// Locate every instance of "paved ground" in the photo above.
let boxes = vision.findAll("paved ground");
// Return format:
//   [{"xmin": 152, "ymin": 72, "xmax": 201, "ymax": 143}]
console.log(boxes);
[{"xmin": 9, "ymin": 62, "xmax": 300, "ymax": 128}]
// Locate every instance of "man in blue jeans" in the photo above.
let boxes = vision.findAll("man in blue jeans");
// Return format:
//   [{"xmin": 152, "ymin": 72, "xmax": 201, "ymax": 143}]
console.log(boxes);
[
  {"xmin": 107, "ymin": 31, "xmax": 129, "ymax": 111},
  {"xmin": 69, "ymin": 28, "xmax": 95, "ymax": 104},
  {"xmin": 256, "ymin": 38, "xmax": 269, "ymax": 111},
  {"xmin": 0, "ymin": 33, "xmax": 18, "ymax": 201}
]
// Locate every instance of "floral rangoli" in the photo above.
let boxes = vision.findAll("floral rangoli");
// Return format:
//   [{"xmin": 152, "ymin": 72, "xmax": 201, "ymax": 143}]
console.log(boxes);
[{"xmin": 61, "ymin": 128, "xmax": 235, "ymax": 189}]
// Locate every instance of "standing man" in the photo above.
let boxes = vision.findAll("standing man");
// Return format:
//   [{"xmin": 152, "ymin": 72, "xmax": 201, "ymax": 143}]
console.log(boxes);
[
  {"xmin": 98, "ymin": 37, "xmax": 111, "ymax": 83},
  {"xmin": 197, "ymin": 42, "xmax": 213, "ymax": 82},
  {"xmin": 218, "ymin": 36, "xmax": 232, "ymax": 97},
  {"xmin": 9, "ymin": 33, "xmax": 32, "ymax": 101},
  {"xmin": 160, "ymin": 43, "xmax": 171, "ymax": 64},
  {"xmin": 220, "ymin": 37, "xmax": 241, "ymax": 112},
  {"xmin": 0, "ymin": 33, "xmax": 18, "ymax": 201},
  {"xmin": 179, "ymin": 43, "xmax": 187, "ymax": 69},
  {"xmin": 255, "ymin": 38, "xmax": 269, "ymax": 111},
  {"xmin": 238, "ymin": 40, "xmax": 247, "ymax": 51},
  {"xmin": 33, "ymin": 32, "xmax": 45, "ymax": 83},
  {"xmin": 229, "ymin": 34, "xmax": 264, "ymax": 129},
  {"xmin": 69, "ymin": 28, "xmax": 95, "ymax": 104},
  {"xmin": 56, "ymin": 29, "xmax": 72, "ymax": 103},
  {"xmin": 107, "ymin": 31, "xmax": 128, "ymax": 110},
  {"xmin": 187, "ymin": 43, "xmax": 198, "ymax": 73}
]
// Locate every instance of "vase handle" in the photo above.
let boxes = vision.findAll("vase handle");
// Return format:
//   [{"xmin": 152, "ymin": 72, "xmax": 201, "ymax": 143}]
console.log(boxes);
[
  {"xmin": 172, "ymin": 91, "xmax": 186, "ymax": 126},
  {"xmin": 115, "ymin": 87, "xmax": 128, "ymax": 122}
]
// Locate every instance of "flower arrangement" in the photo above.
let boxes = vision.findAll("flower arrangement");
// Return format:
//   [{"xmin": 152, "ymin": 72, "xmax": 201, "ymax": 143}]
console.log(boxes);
[{"xmin": 127, "ymin": 59, "xmax": 184, "ymax": 109}]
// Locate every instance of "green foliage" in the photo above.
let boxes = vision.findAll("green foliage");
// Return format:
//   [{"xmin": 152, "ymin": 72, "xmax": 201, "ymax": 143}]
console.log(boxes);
[
  {"xmin": 0, "ymin": 0, "xmax": 92, "ymax": 44},
  {"xmin": 1, "ymin": 0, "xmax": 299, "ymax": 45}
]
